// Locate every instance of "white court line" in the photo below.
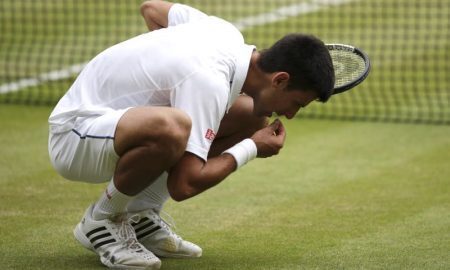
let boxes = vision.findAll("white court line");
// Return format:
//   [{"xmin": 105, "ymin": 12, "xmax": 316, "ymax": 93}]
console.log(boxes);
[
  {"xmin": 0, "ymin": 63, "xmax": 87, "ymax": 94},
  {"xmin": 233, "ymin": 0, "xmax": 354, "ymax": 30},
  {"xmin": 0, "ymin": 0, "xmax": 354, "ymax": 94}
]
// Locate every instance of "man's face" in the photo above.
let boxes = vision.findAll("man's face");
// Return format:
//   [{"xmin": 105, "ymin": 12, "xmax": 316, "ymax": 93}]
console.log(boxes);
[{"xmin": 253, "ymin": 86, "xmax": 318, "ymax": 119}]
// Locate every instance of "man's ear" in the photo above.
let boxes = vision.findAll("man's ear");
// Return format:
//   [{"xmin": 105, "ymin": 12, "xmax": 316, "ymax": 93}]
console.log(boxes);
[{"xmin": 272, "ymin": 72, "xmax": 290, "ymax": 90}]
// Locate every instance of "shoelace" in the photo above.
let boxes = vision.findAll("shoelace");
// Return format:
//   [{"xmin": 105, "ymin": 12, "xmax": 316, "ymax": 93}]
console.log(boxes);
[
  {"xmin": 152, "ymin": 210, "xmax": 181, "ymax": 240},
  {"xmin": 118, "ymin": 215, "xmax": 143, "ymax": 250}
]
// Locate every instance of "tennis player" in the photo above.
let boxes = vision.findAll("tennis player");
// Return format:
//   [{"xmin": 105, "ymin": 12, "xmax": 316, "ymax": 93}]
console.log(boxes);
[{"xmin": 48, "ymin": 0, "xmax": 334, "ymax": 269}]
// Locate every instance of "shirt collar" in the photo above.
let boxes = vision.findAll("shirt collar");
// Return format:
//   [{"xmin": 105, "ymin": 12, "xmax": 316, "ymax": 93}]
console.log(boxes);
[{"xmin": 227, "ymin": 44, "xmax": 256, "ymax": 112}]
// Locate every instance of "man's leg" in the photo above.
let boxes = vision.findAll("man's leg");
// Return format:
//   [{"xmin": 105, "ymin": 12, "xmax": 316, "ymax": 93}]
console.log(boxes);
[
  {"xmin": 114, "ymin": 106, "xmax": 191, "ymax": 195},
  {"xmin": 127, "ymin": 172, "xmax": 170, "ymax": 213},
  {"xmin": 72, "ymin": 106, "xmax": 191, "ymax": 270},
  {"xmin": 91, "ymin": 107, "xmax": 191, "ymax": 220}
]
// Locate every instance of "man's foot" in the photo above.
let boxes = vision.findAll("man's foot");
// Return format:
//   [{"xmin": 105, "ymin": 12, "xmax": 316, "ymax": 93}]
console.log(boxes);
[
  {"xmin": 130, "ymin": 209, "xmax": 202, "ymax": 258},
  {"xmin": 74, "ymin": 204, "xmax": 162, "ymax": 269}
]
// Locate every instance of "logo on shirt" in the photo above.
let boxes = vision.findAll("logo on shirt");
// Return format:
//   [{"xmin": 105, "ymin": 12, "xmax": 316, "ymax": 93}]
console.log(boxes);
[{"xmin": 205, "ymin": 129, "xmax": 216, "ymax": 141}]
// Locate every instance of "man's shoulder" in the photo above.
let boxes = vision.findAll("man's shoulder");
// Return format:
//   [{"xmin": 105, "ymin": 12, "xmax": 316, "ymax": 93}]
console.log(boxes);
[
  {"xmin": 171, "ymin": 14, "xmax": 243, "ymax": 43},
  {"xmin": 206, "ymin": 16, "xmax": 242, "ymax": 37}
]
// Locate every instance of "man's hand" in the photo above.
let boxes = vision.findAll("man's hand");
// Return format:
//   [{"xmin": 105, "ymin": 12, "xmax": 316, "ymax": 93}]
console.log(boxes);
[{"xmin": 251, "ymin": 119, "xmax": 286, "ymax": 158}]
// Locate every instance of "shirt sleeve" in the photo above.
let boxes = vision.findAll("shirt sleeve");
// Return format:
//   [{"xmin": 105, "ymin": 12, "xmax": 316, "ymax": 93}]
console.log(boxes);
[
  {"xmin": 168, "ymin": 4, "xmax": 208, "ymax": 27},
  {"xmin": 171, "ymin": 71, "xmax": 229, "ymax": 162}
]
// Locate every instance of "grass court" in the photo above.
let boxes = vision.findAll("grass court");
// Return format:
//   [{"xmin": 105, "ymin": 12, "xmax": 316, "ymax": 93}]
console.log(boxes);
[{"xmin": 0, "ymin": 0, "xmax": 449, "ymax": 269}]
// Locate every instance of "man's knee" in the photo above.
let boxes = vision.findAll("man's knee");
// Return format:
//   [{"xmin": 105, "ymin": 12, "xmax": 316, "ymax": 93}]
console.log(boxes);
[
  {"xmin": 171, "ymin": 108, "xmax": 192, "ymax": 139},
  {"xmin": 140, "ymin": 109, "xmax": 191, "ymax": 163},
  {"xmin": 255, "ymin": 115, "xmax": 269, "ymax": 130},
  {"xmin": 156, "ymin": 109, "xmax": 192, "ymax": 156},
  {"xmin": 217, "ymin": 95, "xmax": 268, "ymax": 138}
]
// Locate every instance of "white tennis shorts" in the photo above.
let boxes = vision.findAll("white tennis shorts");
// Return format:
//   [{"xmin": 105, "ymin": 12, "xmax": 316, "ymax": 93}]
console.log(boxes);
[{"xmin": 48, "ymin": 108, "xmax": 130, "ymax": 183}]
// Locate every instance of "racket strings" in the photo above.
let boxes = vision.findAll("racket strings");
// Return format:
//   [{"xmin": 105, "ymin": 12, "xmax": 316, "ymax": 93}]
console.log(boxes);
[{"xmin": 330, "ymin": 50, "xmax": 366, "ymax": 89}]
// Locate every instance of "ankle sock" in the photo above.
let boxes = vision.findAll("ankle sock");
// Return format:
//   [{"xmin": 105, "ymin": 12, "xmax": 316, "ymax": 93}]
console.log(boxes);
[
  {"xmin": 92, "ymin": 180, "xmax": 134, "ymax": 220},
  {"xmin": 127, "ymin": 172, "xmax": 170, "ymax": 213}
]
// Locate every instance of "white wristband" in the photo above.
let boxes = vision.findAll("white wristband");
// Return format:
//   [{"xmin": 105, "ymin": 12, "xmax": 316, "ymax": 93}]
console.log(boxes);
[{"xmin": 222, "ymin": 138, "xmax": 257, "ymax": 169}]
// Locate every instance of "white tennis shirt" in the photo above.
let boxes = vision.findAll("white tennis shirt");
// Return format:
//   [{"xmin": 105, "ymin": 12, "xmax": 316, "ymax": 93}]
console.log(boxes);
[{"xmin": 49, "ymin": 4, "xmax": 255, "ymax": 161}]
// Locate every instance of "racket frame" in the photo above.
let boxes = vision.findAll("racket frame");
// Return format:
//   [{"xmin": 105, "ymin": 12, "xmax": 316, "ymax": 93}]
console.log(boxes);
[{"xmin": 326, "ymin": 43, "xmax": 371, "ymax": 95}]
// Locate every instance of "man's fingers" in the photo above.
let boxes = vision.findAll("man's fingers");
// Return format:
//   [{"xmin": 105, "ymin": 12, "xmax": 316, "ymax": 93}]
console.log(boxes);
[
  {"xmin": 251, "ymin": 119, "xmax": 287, "ymax": 158},
  {"xmin": 268, "ymin": 118, "xmax": 280, "ymax": 132},
  {"xmin": 276, "ymin": 120, "xmax": 286, "ymax": 136},
  {"xmin": 275, "ymin": 120, "xmax": 286, "ymax": 143},
  {"xmin": 270, "ymin": 119, "xmax": 285, "ymax": 137}
]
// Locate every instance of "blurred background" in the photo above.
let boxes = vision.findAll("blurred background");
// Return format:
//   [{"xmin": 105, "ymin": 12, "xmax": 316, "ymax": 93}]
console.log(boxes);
[{"xmin": 1, "ymin": 0, "xmax": 449, "ymax": 124}]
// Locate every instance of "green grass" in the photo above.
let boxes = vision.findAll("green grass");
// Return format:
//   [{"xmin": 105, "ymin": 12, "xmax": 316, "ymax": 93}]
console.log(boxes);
[{"xmin": 0, "ymin": 104, "xmax": 449, "ymax": 269}]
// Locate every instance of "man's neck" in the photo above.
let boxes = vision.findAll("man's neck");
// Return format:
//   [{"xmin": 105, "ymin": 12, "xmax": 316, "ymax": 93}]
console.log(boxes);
[{"xmin": 241, "ymin": 51, "xmax": 270, "ymax": 98}]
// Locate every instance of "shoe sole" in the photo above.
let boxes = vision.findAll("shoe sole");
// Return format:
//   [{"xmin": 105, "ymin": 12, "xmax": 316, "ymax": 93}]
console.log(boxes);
[
  {"xmin": 101, "ymin": 257, "xmax": 162, "ymax": 270},
  {"xmin": 151, "ymin": 248, "xmax": 202, "ymax": 259},
  {"xmin": 74, "ymin": 222, "xmax": 161, "ymax": 270}
]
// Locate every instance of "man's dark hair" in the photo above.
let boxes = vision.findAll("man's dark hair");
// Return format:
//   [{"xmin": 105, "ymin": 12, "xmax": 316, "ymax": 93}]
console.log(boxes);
[{"xmin": 257, "ymin": 33, "xmax": 335, "ymax": 102}]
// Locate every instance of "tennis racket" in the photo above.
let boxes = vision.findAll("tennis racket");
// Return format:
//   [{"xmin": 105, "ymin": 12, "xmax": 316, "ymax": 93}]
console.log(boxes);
[{"xmin": 326, "ymin": 44, "xmax": 371, "ymax": 95}]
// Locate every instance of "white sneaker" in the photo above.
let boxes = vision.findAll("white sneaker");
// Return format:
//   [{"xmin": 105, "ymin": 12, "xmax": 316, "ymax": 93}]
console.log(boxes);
[
  {"xmin": 130, "ymin": 209, "xmax": 202, "ymax": 258},
  {"xmin": 73, "ymin": 204, "xmax": 162, "ymax": 269}
]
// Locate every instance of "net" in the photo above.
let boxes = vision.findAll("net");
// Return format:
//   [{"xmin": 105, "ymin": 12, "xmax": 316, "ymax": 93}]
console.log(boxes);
[{"xmin": 1, "ymin": 0, "xmax": 449, "ymax": 125}]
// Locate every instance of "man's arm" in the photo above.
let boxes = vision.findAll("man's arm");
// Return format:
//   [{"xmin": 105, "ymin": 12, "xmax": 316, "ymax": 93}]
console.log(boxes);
[
  {"xmin": 140, "ymin": 0, "xmax": 174, "ymax": 31},
  {"xmin": 167, "ymin": 119, "xmax": 286, "ymax": 201}
]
